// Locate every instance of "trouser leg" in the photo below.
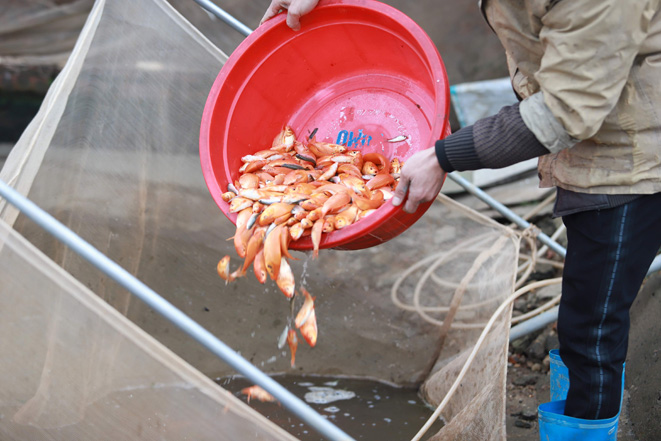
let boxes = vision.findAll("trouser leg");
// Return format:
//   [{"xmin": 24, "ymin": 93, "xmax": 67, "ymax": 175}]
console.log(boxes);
[{"xmin": 557, "ymin": 193, "xmax": 661, "ymax": 420}]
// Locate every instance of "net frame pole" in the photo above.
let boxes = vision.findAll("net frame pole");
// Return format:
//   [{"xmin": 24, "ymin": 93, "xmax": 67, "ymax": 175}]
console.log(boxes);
[
  {"xmin": 447, "ymin": 172, "xmax": 567, "ymax": 258},
  {"xmin": 193, "ymin": 0, "xmax": 252, "ymax": 37},
  {"xmin": 0, "ymin": 179, "xmax": 355, "ymax": 441}
]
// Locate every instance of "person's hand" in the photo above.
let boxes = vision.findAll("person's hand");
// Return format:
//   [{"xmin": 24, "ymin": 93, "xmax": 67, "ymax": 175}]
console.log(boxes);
[
  {"xmin": 391, "ymin": 147, "xmax": 447, "ymax": 214},
  {"xmin": 260, "ymin": 0, "xmax": 320, "ymax": 31}
]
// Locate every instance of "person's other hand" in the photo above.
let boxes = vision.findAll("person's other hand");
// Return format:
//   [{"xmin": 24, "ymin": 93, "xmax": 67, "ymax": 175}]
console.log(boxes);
[
  {"xmin": 260, "ymin": 0, "xmax": 320, "ymax": 31},
  {"xmin": 391, "ymin": 148, "xmax": 447, "ymax": 214}
]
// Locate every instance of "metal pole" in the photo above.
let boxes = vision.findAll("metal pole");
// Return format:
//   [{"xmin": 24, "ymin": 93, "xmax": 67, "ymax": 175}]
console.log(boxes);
[
  {"xmin": 447, "ymin": 173, "xmax": 567, "ymax": 257},
  {"xmin": 193, "ymin": 0, "xmax": 252, "ymax": 37},
  {"xmin": 0, "ymin": 179, "xmax": 355, "ymax": 441}
]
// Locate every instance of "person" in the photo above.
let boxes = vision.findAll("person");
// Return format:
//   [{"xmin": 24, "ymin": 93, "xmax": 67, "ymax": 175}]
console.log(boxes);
[{"xmin": 262, "ymin": 0, "xmax": 661, "ymax": 438}]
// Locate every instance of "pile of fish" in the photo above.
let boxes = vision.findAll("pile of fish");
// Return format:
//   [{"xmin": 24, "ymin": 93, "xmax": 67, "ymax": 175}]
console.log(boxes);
[{"xmin": 217, "ymin": 126, "xmax": 403, "ymax": 372}]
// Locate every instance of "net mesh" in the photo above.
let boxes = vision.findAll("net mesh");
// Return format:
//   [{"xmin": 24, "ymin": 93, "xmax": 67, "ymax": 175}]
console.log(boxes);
[
  {"xmin": 0, "ymin": 1, "xmax": 521, "ymax": 440},
  {"xmin": 0, "ymin": 219, "xmax": 298, "ymax": 440}
]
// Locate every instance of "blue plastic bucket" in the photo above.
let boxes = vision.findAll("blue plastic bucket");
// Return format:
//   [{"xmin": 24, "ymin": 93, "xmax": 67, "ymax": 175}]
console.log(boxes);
[{"xmin": 538, "ymin": 400, "xmax": 619, "ymax": 441}]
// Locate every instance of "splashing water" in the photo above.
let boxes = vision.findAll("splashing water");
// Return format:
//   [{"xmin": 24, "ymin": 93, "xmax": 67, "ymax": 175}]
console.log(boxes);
[{"xmin": 299, "ymin": 252, "xmax": 312, "ymax": 287}]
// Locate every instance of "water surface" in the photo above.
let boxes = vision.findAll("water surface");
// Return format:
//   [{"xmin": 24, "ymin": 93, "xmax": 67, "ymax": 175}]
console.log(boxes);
[{"xmin": 220, "ymin": 375, "xmax": 443, "ymax": 441}]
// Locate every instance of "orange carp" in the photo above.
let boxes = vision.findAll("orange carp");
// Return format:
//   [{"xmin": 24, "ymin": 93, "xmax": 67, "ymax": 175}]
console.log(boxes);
[
  {"xmin": 295, "ymin": 288, "xmax": 318, "ymax": 347},
  {"xmin": 216, "ymin": 255, "xmax": 231, "ymax": 282},
  {"xmin": 276, "ymin": 258, "xmax": 295, "ymax": 298},
  {"xmin": 241, "ymin": 385, "xmax": 276, "ymax": 403},
  {"xmin": 264, "ymin": 224, "xmax": 284, "ymax": 281}
]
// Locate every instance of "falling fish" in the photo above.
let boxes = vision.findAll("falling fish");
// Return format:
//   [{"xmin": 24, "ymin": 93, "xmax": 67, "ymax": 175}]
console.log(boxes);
[
  {"xmin": 295, "ymin": 289, "xmax": 315, "ymax": 328},
  {"xmin": 287, "ymin": 329, "xmax": 298, "ymax": 367},
  {"xmin": 241, "ymin": 385, "xmax": 277, "ymax": 403},
  {"xmin": 387, "ymin": 135, "xmax": 408, "ymax": 143},
  {"xmin": 276, "ymin": 258, "xmax": 295, "ymax": 298},
  {"xmin": 216, "ymin": 255, "xmax": 230, "ymax": 282},
  {"xmin": 295, "ymin": 288, "xmax": 318, "ymax": 347},
  {"xmin": 300, "ymin": 308, "xmax": 318, "ymax": 347}
]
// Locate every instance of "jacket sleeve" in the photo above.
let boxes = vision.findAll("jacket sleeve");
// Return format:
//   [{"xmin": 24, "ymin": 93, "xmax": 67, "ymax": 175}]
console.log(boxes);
[{"xmin": 534, "ymin": 0, "xmax": 659, "ymax": 140}]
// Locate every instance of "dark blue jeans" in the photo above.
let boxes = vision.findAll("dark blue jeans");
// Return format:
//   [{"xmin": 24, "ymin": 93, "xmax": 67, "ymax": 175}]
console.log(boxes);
[{"xmin": 558, "ymin": 192, "xmax": 661, "ymax": 420}]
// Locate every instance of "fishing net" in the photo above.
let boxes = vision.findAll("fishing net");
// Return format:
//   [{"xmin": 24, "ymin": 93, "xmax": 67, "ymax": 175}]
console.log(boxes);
[
  {"xmin": 0, "ymin": 0, "xmax": 522, "ymax": 440},
  {"xmin": 0, "ymin": 218, "xmax": 298, "ymax": 441}
]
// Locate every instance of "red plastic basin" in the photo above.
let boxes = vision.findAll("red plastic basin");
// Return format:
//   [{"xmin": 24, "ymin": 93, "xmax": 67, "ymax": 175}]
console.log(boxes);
[{"xmin": 199, "ymin": 0, "xmax": 450, "ymax": 251}]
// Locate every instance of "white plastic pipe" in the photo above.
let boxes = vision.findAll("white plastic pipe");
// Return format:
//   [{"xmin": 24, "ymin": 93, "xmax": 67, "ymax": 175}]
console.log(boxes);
[{"xmin": 509, "ymin": 306, "xmax": 559, "ymax": 342}]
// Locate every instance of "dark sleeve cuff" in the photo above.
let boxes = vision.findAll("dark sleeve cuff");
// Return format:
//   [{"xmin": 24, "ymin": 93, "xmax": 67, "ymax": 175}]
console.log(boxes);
[
  {"xmin": 435, "ymin": 139, "xmax": 454, "ymax": 173},
  {"xmin": 435, "ymin": 125, "xmax": 482, "ymax": 172}
]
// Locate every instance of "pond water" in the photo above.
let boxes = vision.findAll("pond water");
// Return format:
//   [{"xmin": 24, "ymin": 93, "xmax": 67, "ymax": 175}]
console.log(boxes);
[{"xmin": 219, "ymin": 375, "xmax": 443, "ymax": 441}]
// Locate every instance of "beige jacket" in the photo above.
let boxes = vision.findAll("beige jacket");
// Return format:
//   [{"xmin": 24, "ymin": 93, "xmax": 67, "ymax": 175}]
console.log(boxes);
[{"xmin": 481, "ymin": 0, "xmax": 661, "ymax": 194}]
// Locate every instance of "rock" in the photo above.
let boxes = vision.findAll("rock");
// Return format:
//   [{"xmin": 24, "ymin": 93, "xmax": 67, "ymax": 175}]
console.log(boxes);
[
  {"xmin": 513, "ymin": 298, "xmax": 528, "ymax": 312},
  {"xmin": 510, "ymin": 335, "xmax": 533, "ymax": 354},
  {"xmin": 535, "ymin": 284, "xmax": 561, "ymax": 300},
  {"xmin": 520, "ymin": 410, "xmax": 538, "ymax": 421},
  {"xmin": 545, "ymin": 331, "xmax": 559, "ymax": 353},
  {"xmin": 527, "ymin": 266, "xmax": 558, "ymax": 283},
  {"xmin": 512, "ymin": 375, "xmax": 538, "ymax": 387},
  {"xmin": 542, "ymin": 354, "xmax": 551, "ymax": 369},
  {"xmin": 525, "ymin": 330, "xmax": 547, "ymax": 361},
  {"xmin": 514, "ymin": 420, "xmax": 532, "ymax": 429}
]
